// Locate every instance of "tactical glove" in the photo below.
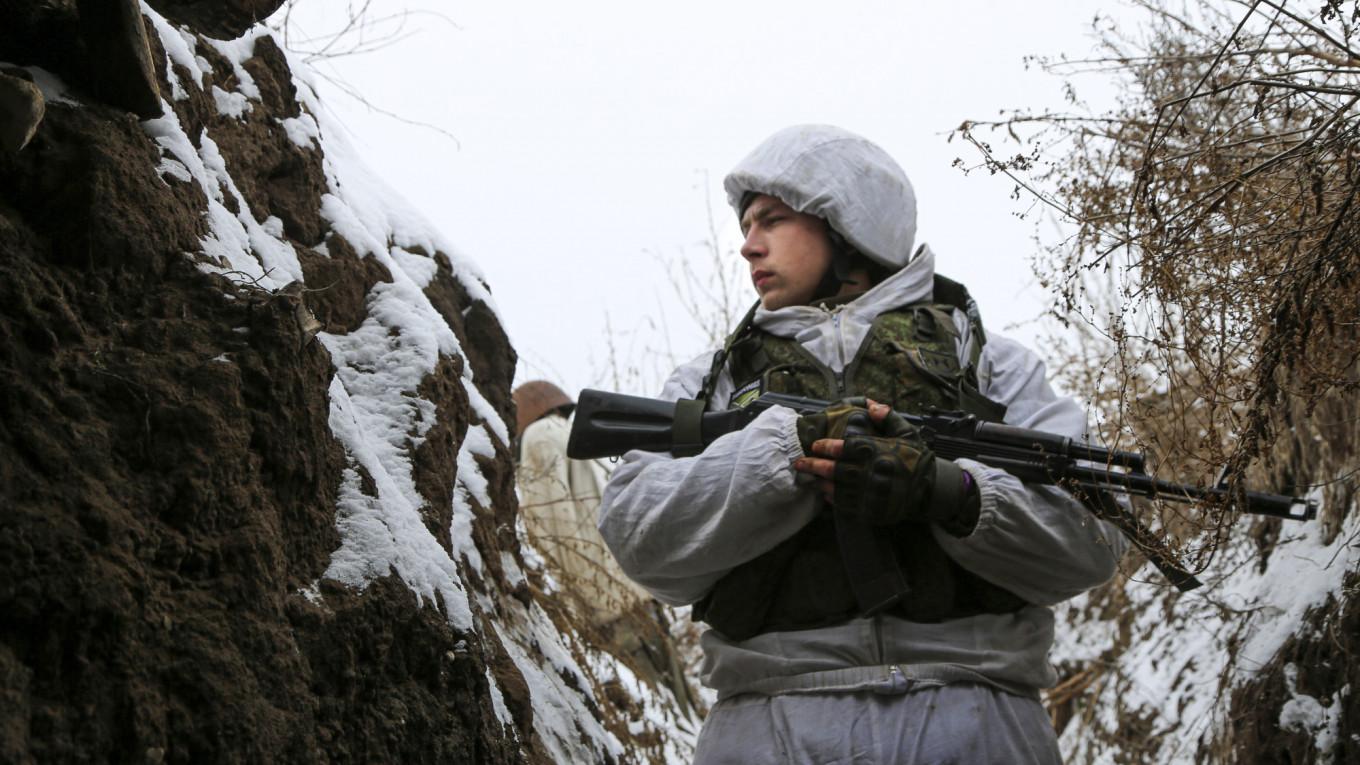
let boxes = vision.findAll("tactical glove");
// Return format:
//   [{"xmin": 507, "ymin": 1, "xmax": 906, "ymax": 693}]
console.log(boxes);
[
  {"xmin": 837, "ymin": 432, "xmax": 979, "ymax": 533},
  {"xmin": 833, "ymin": 433, "xmax": 933, "ymax": 524},
  {"xmin": 797, "ymin": 399, "xmax": 979, "ymax": 534},
  {"xmin": 834, "ymin": 431, "xmax": 980, "ymax": 535},
  {"xmin": 796, "ymin": 398, "xmax": 876, "ymax": 453}
]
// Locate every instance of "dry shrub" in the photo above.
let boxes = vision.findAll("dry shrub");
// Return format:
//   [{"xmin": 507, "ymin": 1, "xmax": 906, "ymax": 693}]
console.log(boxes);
[{"xmin": 959, "ymin": 0, "xmax": 1360, "ymax": 573}]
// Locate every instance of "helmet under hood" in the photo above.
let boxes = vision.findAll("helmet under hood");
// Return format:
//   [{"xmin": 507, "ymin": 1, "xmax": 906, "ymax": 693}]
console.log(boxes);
[
  {"xmin": 723, "ymin": 125, "xmax": 918, "ymax": 272},
  {"xmin": 512, "ymin": 380, "xmax": 573, "ymax": 438}
]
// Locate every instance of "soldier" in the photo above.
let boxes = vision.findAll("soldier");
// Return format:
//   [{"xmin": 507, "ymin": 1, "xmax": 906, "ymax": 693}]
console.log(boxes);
[
  {"xmin": 597, "ymin": 125, "xmax": 1126, "ymax": 763},
  {"xmin": 513, "ymin": 381, "xmax": 698, "ymax": 718},
  {"xmin": 514, "ymin": 380, "xmax": 653, "ymax": 622}
]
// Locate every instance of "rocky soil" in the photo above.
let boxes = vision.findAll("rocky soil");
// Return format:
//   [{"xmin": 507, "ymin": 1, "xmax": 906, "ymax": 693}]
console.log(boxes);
[{"xmin": 0, "ymin": 3, "xmax": 695, "ymax": 763}]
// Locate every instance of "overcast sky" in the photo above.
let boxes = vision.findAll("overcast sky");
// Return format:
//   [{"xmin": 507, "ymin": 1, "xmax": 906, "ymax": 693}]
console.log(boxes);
[{"xmin": 277, "ymin": 0, "xmax": 1134, "ymax": 398}]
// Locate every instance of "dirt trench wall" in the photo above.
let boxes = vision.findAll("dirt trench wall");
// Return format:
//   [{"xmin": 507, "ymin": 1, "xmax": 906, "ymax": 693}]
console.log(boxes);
[{"xmin": 0, "ymin": 5, "xmax": 635, "ymax": 763}]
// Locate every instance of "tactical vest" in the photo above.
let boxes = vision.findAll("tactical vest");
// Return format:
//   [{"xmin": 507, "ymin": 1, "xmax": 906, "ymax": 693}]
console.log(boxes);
[{"xmin": 693, "ymin": 275, "xmax": 1027, "ymax": 641}]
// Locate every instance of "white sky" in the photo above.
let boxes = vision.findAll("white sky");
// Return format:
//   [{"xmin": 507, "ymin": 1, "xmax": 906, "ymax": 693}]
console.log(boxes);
[{"xmin": 277, "ymin": 0, "xmax": 1134, "ymax": 397}]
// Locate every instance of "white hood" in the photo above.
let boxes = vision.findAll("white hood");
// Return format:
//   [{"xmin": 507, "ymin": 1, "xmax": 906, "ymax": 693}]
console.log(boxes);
[{"xmin": 723, "ymin": 125, "xmax": 918, "ymax": 271}]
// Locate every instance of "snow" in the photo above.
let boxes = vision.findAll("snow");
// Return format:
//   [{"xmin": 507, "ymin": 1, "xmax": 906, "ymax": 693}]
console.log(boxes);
[
  {"xmin": 211, "ymin": 85, "xmax": 251, "ymax": 119},
  {"xmin": 155, "ymin": 158, "xmax": 193, "ymax": 184},
  {"xmin": 493, "ymin": 610, "xmax": 626, "ymax": 764},
  {"xmin": 323, "ymin": 397, "xmax": 475, "ymax": 630},
  {"xmin": 451, "ymin": 423, "xmax": 493, "ymax": 577},
  {"xmin": 582, "ymin": 633, "xmax": 702, "ymax": 762},
  {"xmin": 202, "ymin": 132, "xmax": 304, "ymax": 282},
  {"xmin": 1055, "ymin": 500, "xmax": 1360, "ymax": 764},
  {"xmin": 1279, "ymin": 664, "xmax": 1344, "ymax": 764},
  {"xmin": 318, "ymin": 280, "xmax": 447, "ymax": 510},
  {"xmin": 139, "ymin": 4, "xmax": 494, "ymax": 635},
  {"xmin": 142, "ymin": 99, "xmax": 301, "ymax": 290},
  {"xmin": 297, "ymin": 583, "xmax": 325, "ymax": 608},
  {"xmin": 498, "ymin": 552, "xmax": 526, "ymax": 590},
  {"xmin": 146, "ymin": 3, "xmax": 262, "ymax": 118},
  {"xmin": 204, "ymin": 36, "xmax": 263, "ymax": 100},
  {"xmin": 392, "ymin": 246, "xmax": 440, "ymax": 288},
  {"xmin": 278, "ymin": 113, "xmax": 320, "ymax": 149},
  {"xmin": 309, "ymin": 229, "xmax": 492, "ymax": 634},
  {"xmin": 484, "ymin": 667, "xmax": 516, "ymax": 730},
  {"xmin": 143, "ymin": 4, "xmax": 206, "ymax": 99}
]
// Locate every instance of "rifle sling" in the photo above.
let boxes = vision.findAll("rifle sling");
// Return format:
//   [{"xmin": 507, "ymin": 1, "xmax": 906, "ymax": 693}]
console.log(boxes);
[{"xmin": 673, "ymin": 398, "xmax": 706, "ymax": 457}]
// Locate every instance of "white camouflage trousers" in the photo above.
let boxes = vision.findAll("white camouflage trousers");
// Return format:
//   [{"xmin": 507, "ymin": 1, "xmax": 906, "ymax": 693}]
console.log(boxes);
[{"xmin": 692, "ymin": 683, "xmax": 1062, "ymax": 765}]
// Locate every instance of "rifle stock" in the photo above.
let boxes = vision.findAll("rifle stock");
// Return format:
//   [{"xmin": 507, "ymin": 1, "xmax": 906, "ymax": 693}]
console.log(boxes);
[{"xmin": 568, "ymin": 388, "xmax": 756, "ymax": 459}]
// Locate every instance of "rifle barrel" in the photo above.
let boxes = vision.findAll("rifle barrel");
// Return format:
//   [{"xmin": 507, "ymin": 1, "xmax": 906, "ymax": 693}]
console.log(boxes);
[{"xmin": 1060, "ymin": 465, "xmax": 1318, "ymax": 521}]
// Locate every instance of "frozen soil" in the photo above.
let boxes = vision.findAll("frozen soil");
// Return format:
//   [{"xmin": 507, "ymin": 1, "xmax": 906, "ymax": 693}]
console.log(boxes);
[
  {"xmin": 0, "ymin": 3, "xmax": 702, "ymax": 762},
  {"xmin": 0, "ymin": 8, "xmax": 525, "ymax": 764},
  {"xmin": 1225, "ymin": 570, "xmax": 1358, "ymax": 764}
]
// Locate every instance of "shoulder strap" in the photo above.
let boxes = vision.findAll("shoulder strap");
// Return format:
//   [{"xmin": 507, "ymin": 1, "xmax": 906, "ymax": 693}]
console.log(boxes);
[
  {"xmin": 932, "ymin": 273, "xmax": 1008, "ymax": 421},
  {"xmin": 698, "ymin": 300, "xmax": 762, "ymax": 406},
  {"xmin": 932, "ymin": 273, "xmax": 987, "ymax": 373}
]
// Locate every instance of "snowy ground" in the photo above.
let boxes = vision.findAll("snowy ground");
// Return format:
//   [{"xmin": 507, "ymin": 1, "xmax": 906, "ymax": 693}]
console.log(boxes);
[{"xmin": 1054, "ymin": 498, "xmax": 1359, "ymax": 764}]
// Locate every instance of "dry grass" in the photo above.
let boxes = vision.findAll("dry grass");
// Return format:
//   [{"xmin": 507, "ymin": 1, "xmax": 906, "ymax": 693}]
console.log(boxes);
[
  {"xmin": 961, "ymin": 4, "xmax": 1359, "ymax": 760},
  {"xmin": 959, "ymin": 0, "xmax": 1359, "ymax": 572}
]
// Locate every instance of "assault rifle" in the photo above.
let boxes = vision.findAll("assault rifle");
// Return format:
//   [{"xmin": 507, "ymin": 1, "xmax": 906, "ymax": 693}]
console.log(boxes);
[{"xmin": 569, "ymin": 389, "xmax": 1317, "ymax": 604}]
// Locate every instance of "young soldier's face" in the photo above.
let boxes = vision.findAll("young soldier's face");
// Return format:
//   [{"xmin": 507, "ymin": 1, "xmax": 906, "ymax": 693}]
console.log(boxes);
[{"xmin": 739, "ymin": 194, "xmax": 834, "ymax": 310}]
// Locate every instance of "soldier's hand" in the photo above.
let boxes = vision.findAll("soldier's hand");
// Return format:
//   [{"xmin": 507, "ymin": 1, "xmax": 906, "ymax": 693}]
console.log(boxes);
[
  {"xmin": 794, "ymin": 398, "xmax": 896, "ymax": 503},
  {"xmin": 794, "ymin": 397, "xmax": 875, "ymax": 453},
  {"xmin": 831, "ymin": 433, "xmax": 937, "ymax": 525},
  {"xmin": 794, "ymin": 399, "xmax": 979, "ymax": 533}
]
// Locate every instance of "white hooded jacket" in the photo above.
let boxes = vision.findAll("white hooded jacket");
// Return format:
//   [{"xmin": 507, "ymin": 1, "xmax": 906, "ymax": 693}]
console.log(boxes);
[
  {"xmin": 517, "ymin": 413, "xmax": 652, "ymax": 622},
  {"xmin": 597, "ymin": 126, "xmax": 1126, "ymax": 700}
]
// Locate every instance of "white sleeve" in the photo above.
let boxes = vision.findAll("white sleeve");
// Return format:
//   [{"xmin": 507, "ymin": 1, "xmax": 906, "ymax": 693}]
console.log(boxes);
[
  {"xmin": 596, "ymin": 353, "xmax": 818, "ymax": 606},
  {"xmin": 933, "ymin": 333, "xmax": 1129, "ymax": 605}
]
